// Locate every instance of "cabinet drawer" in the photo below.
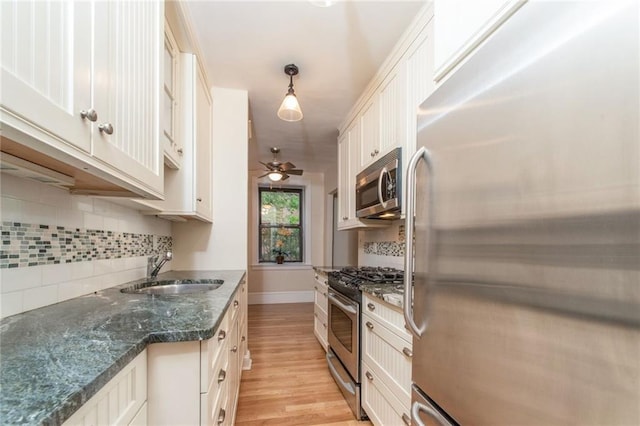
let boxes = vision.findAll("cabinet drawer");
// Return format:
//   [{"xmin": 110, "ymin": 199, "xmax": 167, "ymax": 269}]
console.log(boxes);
[
  {"xmin": 313, "ymin": 279, "xmax": 328, "ymax": 315},
  {"xmin": 362, "ymin": 313, "xmax": 412, "ymax": 408},
  {"xmin": 362, "ymin": 362, "xmax": 412, "ymax": 426},
  {"xmin": 363, "ymin": 293, "xmax": 412, "ymax": 342},
  {"xmin": 201, "ymin": 310, "xmax": 230, "ymax": 393},
  {"xmin": 201, "ymin": 379, "xmax": 228, "ymax": 426},
  {"xmin": 313, "ymin": 307, "xmax": 328, "ymax": 351}
]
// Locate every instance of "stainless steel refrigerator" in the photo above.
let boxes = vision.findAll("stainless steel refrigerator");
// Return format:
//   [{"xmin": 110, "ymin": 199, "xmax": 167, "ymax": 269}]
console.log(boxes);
[{"xmin": 403, "ymin": 1, "xmax": 640, "ymax": 425}]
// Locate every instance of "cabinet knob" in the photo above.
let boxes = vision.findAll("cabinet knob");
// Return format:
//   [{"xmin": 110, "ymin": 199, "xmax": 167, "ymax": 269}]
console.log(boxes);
[
  {"xmin": 177, "ymin": 148, "xmax": 183, "ymax": 155},
  {"xmin": 402, "ymin": 413, "xmax": 411, "ymax": 426},
  {"xmin": 241, "ymin": 335, "xmax": 246, "ymax": 342},
  {"xmin": 403, "ymin": 347, "xmax": 413, "ymax": 358},
  {"xmin": 365, "ymin": 371, "xmax": 374, "ymax": 381},
  {"xmin": 98, "ymin": 122, "xmax": 114, "ymax": 135},
  {"xmin": 217, "ymin": 408, "xmax": 226, "ymax": 425},
  {"xmin": 196, "ymin": 197, "xmax": 202, "ymax": 202},
  {"xmin": 234, "ymin": 300, "xmax": 239, "ymax": 308},
  {"xmin": 217, "ymin": 369, "xmax": 226, "ymax": 383},
  {"xmin": 366, "ymin": 321, "xmax": 374, "ymax": 330},
  {"xmin": 80, "ymin": 108, "xmax": 97, "ymax": 122},
  {"xmin": 374, "ymin": 149, "xmax": 379, "ymax": 154},
  {"xmin": 314, "ymin": 285, "xmax": 318, "ymax": 290},
  {"xmin": 231, "ymin": 345, "xmax": 238, "ymax": 353},
  {"xmin": 323, "ymin": 322, "xmax": 327, "ymax": 328},
  {"xmin": 370, "ymin": 151, "xmax": 375, "ymax": 157},
  {"xmin": 218, "ymin": 330, "xmax": 226, "ymax": 341},
  {"xmin": 342, "ymin": 216, "xmax": 348, "ymax": 221},
  {"xmin": 367, "ymin": 302, "xmax": 375, "ymax": 311}
]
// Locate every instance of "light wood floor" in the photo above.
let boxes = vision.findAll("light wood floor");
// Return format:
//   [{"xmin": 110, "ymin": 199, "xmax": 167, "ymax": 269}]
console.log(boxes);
[{"xmin": 235, "ymin": 303, "xmax": 372, "ymax": 426}]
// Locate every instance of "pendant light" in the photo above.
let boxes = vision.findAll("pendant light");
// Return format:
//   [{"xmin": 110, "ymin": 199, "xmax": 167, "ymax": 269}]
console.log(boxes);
[{"xmin": 277, "ymin": 64, "xmax": 303, "ymax": 122}]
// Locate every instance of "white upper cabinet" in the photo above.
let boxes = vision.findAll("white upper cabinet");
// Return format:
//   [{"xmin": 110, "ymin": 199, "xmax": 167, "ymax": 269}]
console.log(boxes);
[
  {"xmin": 0, "ymin": 0, "xmax": 164, "ymax": 199},
  {"xmin": 141, "ymin": 53, "xmax": 213, "ymax": 222},
  {"xmin": 360, "ymin": 96, "xmax": 380, "ymax": 168},
  {"xmin": 1, "ymin": 1, "xmax": 92, "ymax": 153},
  {"xmin": 378, "ymin": 64, "xmax": 405, "ymax": 158},
  {"xmin": 433, "ymin": 0, "xmax": 526, "ymax": 82}
]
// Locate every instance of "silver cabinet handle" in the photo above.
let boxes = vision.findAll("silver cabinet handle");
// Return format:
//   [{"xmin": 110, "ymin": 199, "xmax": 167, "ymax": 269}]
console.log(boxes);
[
  {"xmin": 374, "ymin": 149, "xmax": 379, "ymax": 154},
  {"xmin": 342, "ymin": 216, "xmax": 348, "ymax": 221},
  {"xmin": 218, "ymin": 330, "xmax": 226, "ymax": 341},
  {"xmin": 403, "ymin": 347, "xmax": 413, "ymax": 358},
  {"xmin": 231, "ymin": 345, "xmax": 238, "ymax": 353},
  {"xmin": 98, "ymin": 122, "xmax": 113, "ymax": 135},
  {"xmin": 370, "ymin": 151, "xmax": 375, "ymax": 157},
  {"xmin": 241, "ymin": 335, "xmax": 246, "ymax": 342},
  {"xmin": 367, "ymin": 302, "xmax": 375, "ymax": 311},
  {"xmin": 365, "ymin": 371, "xmax": 374, "ymax": 381},
  {"xmin": 402, "ymin": 413, "xmax": 411, "ymax": 426},
  {"xmin": 197, "ymin": 197, "xmax": 202, "ymax": 202},
  {"xmin": 177, "ymin": 148, "xmax": 183, "ymax": 155},
  {"xmin": 217, "ymin": 369, "xmax": 226, "ymax": 383},
  {"xmin": 404, "ymin": 146, "xmax": 433, "ymax": 338},
  {"xmin": 217, "ymin": 408, "xmax": 226, "ymax": 425},
  {"xmin": 234, "ymin": 300, "xmax": 239, "ymax": 308},
  {"xmin": 80, "ymin": 108, "xmax": 97, "ymax": 122},
  {"xmin": 366, "ymin": 321, "xmax": 374, "ymax": 330}
]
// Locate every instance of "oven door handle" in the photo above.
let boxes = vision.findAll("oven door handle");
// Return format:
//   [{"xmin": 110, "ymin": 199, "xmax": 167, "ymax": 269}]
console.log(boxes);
[
  {"xmin": 328, "ymin": 293, "xmax": 357, "ymax": 315},
  {"xmin": 327, "ymin": 353, "xmax": 356, "ymax": 396}
]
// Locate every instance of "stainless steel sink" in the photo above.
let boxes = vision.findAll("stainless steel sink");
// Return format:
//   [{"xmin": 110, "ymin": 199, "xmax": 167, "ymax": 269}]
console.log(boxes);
[{"xmin": 121, "ymin": 279, "xmax": 224, "ymax": 295}]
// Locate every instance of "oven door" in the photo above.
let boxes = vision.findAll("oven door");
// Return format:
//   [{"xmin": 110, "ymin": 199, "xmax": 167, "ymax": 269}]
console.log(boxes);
[{"xmin": 328, "ymin": 290, "xmax": 360, "ymax": 382}]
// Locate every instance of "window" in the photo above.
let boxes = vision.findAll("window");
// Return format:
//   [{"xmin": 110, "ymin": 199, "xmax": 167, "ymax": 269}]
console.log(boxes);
[{"xmin": 259, "ymin": 187, "xmax": 303, "ymax": 263}]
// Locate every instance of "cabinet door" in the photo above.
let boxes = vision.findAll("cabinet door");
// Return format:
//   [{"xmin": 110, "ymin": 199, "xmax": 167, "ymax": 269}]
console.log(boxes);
[
  {"xmin": 93, "ymin": 0, "xmax": 163, "ymax": 195},
  {"xmin": 337, "ymin": 132, "xmax": 351, "ymax": 228},
  {"xmin": 379, "ymin": 65, "xmax": 405, "ymax": 157},
  {"xmin": 163, "ymin": 21, "xmax": 182, "ymax": 169},
  {"xmin": 0, "ymin": 0, "xmax": 92, "ymax": 152},
  {"xmin": 360, "ymin": 96, "xmax": 380, "ymax": 168},
  {"xmin": 194, "ymin": 64, "xmax": 213, "ymax": 220}
]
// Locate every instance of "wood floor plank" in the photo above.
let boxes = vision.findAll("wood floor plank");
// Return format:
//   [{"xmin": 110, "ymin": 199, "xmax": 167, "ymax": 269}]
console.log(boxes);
[{"xmin": 236, "ymin": 303, "xmax": 371, "ymax": 426}]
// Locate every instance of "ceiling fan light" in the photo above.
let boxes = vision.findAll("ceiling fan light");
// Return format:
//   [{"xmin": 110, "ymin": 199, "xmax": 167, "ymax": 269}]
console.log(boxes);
[
  {"xmin": 277, "ymin": 93, "xmax": 303, "ymax": 122},
  {"xmin": 268, "ymin": 171, "xmax": 284, "ymax": 181}
]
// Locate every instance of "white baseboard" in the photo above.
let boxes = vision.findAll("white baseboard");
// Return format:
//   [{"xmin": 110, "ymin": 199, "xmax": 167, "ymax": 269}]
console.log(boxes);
[{"xmin": 248, "ymin": 290, "xmax": 314, "ymax": 305}]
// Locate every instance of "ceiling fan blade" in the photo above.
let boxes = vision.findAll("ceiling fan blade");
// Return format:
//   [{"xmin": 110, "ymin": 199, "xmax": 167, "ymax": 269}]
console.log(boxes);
[
  {"xmin": 286, "ymin": 169, "xmax": 303, "ymax": 175},
  {"xmin": 280, "ymin": 162, "xmax": 296, "ymax": 171},
  {"xmin": 280, "ymin": 173, "xmax": 290, "ymax": 181},
  {"xmin": 258, "ymin": 172, "xmax": 270, "ymax": 178}
]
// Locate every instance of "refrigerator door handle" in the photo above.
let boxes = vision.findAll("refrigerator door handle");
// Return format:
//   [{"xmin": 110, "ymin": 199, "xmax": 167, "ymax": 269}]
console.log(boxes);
[
  {"xmin": 404, "ymin": 146, "xmax": 433, "ymax": 338},
  {"xmin": 412, "ymin": 400, "xmax": 450, "ymax": 426}
]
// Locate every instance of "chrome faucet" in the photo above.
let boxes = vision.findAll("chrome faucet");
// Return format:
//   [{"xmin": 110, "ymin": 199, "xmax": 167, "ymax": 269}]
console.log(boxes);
[{"xmin": 147, "ymin": 251, "xmax": 172, "ymax": 278}]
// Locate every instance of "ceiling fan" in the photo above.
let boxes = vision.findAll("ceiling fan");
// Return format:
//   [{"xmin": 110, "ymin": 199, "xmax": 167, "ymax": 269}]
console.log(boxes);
[{"xmin": 259, "ymin": 147, "xmax": 304, "ymax": 181}]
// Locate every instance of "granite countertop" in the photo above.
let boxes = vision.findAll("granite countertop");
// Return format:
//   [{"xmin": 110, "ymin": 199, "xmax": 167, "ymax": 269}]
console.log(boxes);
[
  {"xmin": 312, "ymin": 266, "xmax": 341, "ymax": 274},
  {"xmin": 0, "ymin": 269, "xmax": 245, "ymax": 426},
  {"xmin": 360, "ymin": 282, "xmax": 405, "ymax": 309}
]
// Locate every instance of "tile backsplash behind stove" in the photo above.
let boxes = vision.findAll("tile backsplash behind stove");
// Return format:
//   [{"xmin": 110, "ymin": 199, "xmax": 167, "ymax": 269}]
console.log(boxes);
[
  {"xmin": 0, "ymin": 174, "xmax": 172, "ymax": 319},
  {"xmin": 359, "ymin": 222, "xmax": 405, "ymax": 269}
]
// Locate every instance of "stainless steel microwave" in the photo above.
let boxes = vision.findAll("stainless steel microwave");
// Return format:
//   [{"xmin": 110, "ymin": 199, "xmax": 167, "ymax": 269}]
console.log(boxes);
[{"xmin": 355, "ymin": 147, "xmax": 401, "ymax": 219}]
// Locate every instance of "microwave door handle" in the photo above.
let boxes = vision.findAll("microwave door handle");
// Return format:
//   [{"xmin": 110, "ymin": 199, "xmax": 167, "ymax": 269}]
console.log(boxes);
[
  {"xmin": 378, "ymin": 166, "xmax": 389, "ymax": 209},
  {"xmin": 404, "ymin": 146, "xmax": 432, "ymax": 338}
]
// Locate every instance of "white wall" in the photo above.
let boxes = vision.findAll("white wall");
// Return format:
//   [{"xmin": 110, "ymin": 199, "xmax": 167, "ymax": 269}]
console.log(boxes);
[
  {"xmin": 172, "ymin": 88, "xmax": 249, "ymax": 271},
  {"xmin": 0, "ymin": 174, "xmax": 172, "ymax": 318},
  {"xmin": 247, "ymin": 171, "xmax": 325, "ymax": 304}
]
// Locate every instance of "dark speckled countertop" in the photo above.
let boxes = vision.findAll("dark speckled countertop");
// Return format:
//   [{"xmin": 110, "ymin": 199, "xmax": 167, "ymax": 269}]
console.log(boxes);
[
  {"xmin": 360, "ymin": 282, "xmax": 405, "ymax": 308},
  {"xmin": 0, "ymin": 269, "xmax": 245, "ymax": 426}
]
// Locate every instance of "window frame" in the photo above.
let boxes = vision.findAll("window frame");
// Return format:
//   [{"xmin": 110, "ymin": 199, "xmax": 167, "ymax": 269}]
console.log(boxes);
[{"xmin": 258, "ymin": 186, "xmax": 304, "ymax": 264}]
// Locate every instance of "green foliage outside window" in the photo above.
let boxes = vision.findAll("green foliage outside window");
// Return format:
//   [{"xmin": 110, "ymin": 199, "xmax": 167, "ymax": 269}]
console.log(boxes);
[{"xmin": 259, "ymin": 188, "xmax": 303, "ymax": 263}]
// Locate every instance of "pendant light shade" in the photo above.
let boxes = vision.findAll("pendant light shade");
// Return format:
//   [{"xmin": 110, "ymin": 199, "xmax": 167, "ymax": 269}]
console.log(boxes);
[
  {"xmin": 268, "ymin": 171, "xmax": 284, "ymax": 181},
  {"xmin": 277, "ymin": 64, "xmax": 303, "ymax": 122}
]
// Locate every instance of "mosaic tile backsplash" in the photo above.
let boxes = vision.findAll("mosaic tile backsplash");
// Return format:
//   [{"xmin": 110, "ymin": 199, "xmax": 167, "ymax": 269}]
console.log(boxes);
[
  {"xmin": 1, "ymin": 221, "xmax": 172, "ymax": 269},
  {"xmin": 363, "ymin": 224, "xmax": 406, "ymax": 257}
]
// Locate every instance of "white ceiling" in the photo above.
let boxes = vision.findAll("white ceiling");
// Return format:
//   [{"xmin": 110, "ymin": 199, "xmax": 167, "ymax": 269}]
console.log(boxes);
[{"xmin": 183, "ymin": 1, "xmax": 425, "ymax": 175}]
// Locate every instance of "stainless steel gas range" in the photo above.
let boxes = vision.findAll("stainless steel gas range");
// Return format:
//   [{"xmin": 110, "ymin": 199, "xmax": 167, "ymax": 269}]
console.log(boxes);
[{"xmin": 326, "ymin": 266, "xmax": 404, "ymax": 420}]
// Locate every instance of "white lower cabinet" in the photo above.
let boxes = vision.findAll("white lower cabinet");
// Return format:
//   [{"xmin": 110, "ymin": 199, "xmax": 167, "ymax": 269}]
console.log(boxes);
[
  {"xmin": 361, "ymin": 293, "xmax": 413, "ymax": 426},
  {"xmin": 313, "ymin": 271, "xmax": 329, "ymax": 351},
  {"xmin": 147, "ymin": 281, "xmax": 247, "ymax": 426},
  {"xmin": 63, "ymin": 350, "xmax": 147, "ymax": 426}
]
